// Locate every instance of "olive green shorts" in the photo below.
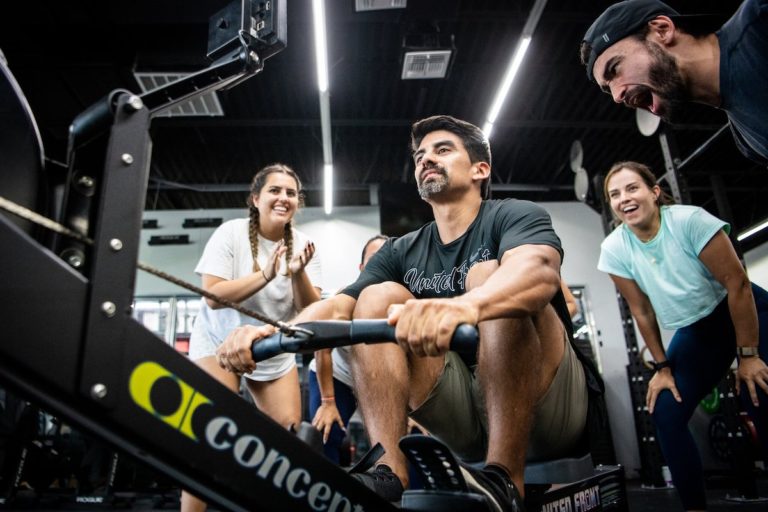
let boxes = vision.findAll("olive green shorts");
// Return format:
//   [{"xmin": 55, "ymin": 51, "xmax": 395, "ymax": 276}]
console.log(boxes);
[{"xmin": 408, "ymin": 333, "xmax": 588, "ymax": 463}]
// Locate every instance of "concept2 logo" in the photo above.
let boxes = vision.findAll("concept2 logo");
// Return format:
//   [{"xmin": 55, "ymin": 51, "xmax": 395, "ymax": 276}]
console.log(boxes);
[
  {"xmin": 128, "ymin": 361, "xmax": 367, "ymax": 511},
  {"xmin": 129, "ymin": 361, "xmax": 212, "ymax": 441}
]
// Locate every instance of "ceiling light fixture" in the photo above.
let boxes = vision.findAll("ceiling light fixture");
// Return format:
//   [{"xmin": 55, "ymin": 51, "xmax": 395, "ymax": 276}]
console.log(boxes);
[
  {"xmin": 482, "ymin": 0, "xmax": 548, "ymax": 139},
  {"xmin": 313, "ymin": 0, "xmax": 334, "ymax": 214},
  {"xmin": 738, "ymin": 218, "xmax": 768, "ymax": 242}
]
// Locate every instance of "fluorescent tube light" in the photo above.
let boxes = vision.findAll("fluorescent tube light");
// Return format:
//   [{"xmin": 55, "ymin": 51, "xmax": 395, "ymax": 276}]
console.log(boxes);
[
  {"xmin": 481, "ymin": 0, "xmax": 547, "ymax": 139},
  {"xmin": 486, "ymin": 36, "xmax": 531, "ymax": 126},
  {"xmin": 324, "ymin": 164, "xmax": 333, "ymax": 215},
  {"xmin": 312, "ymin": 0, "xmax": 329, "ymax": 92},
  {"xmin": 482, "ymin": 121, "xmax": 494, "ymax": 139},
  {"xmin": 313, "ymin": 0, "xmax": 334, "ymax": 214},
  {"xmin": 737, "ymin": 218, "xmax": 768, "ymax": 242}
]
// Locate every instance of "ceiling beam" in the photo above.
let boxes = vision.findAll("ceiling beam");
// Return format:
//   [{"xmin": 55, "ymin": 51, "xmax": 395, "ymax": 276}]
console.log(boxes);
[
  {"xmin": 148, "ymin": 179, "xmax": 575, "ymax": 193},
  {"xmin": 149, "ymin": 118, "xmax": 724, "ymax": 131}
]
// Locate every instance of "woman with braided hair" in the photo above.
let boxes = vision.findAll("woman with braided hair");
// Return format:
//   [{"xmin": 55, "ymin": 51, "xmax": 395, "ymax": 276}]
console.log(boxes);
[{"xmin": 183, "ymin": 163, "xmax": 321, "ymax": 512}]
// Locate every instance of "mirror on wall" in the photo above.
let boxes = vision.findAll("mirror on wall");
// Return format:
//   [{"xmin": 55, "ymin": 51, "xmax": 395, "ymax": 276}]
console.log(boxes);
[
  {"xmin": 132, "ymin": 295, "xmax": 201, "ymax": 354},
  {"xmin": 569, "ymin": 285, "xmax": 603, "ymax": 374}
]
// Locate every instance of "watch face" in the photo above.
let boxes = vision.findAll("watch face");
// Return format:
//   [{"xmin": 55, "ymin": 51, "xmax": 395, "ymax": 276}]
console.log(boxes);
[{"xmin": 738, "ymin": 347, "xmax": 759, "ymax": 357}]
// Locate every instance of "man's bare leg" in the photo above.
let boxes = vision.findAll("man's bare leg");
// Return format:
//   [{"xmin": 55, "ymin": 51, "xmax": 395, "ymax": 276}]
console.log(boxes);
[
  {"xmin": 468, "ymin": 261, "xmax": 565, "ymax": 496},
  {"xmin": 350, "ymin": 282, "xmax": 444, "ymax": 488}
]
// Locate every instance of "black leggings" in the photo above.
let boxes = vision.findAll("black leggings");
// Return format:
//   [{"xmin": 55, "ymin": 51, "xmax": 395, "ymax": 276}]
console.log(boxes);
[{"xmin": 652, "ymin": 283, "xmax": 768, "ymax": 509}]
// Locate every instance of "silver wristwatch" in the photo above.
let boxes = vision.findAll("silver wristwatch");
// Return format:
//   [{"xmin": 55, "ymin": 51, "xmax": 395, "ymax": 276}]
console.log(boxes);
[{"xmin": 736, "ymin": 346, "xmax": 759, "ymax": 358}]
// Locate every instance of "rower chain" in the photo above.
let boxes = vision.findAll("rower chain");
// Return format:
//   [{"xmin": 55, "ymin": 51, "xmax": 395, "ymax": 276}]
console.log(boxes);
[{"xmin": 0, "ymin": 195, "xmax": 309, "ymax": 336}]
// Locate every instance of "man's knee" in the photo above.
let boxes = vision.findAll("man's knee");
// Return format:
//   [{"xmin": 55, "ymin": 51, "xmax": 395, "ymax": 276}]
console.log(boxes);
[
  {"xmin": 354, "ymin": 282, "xmax": 414, "ymax": 318},
  {"xmin": 272, "ymin": 412, "xmax": 302, "ymax": 431},
  {"xmin": 351, "ymin": 283, "xmax": 413, "ymax": 374},
  {"xmin": 466, "ymin": 260, "xmax": 499, "ymax": 290}
]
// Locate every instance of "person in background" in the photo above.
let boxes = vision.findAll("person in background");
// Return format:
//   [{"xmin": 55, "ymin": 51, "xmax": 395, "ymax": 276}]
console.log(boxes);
[
  {"xmin": 182, "ymin": 163, "xmax": 321, "ymax": 512},
  {"xmin": 581, "ymin": 0, "xmax": 768, "ymax": 165},
  {"xmin": 308, "ymin": 234, "xmax": 389, "ymax": 463},
  {"xmin": 561, "ymin": 281, "xmax": 579, "ymax": 319},
  {"xmin": 597, "ymin": 160, "xmax": 768, "ymax": 511}
]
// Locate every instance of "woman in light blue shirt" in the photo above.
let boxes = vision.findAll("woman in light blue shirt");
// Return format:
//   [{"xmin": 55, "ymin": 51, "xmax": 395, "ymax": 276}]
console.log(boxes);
[{"xmin": 598, "ymin": 161, "xmax": 768, "ymax": 511}]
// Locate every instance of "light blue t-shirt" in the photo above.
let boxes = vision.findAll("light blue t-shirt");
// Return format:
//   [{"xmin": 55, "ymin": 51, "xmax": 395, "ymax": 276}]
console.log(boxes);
[{"xmin": 598, "ymin": 205, "xmax": 730, "ymax": 330}]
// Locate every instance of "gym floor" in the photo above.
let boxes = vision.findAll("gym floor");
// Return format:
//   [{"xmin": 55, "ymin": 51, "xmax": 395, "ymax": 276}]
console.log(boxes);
[
  {"xmin": 5, "ymin": 478, "xmax": 768, "ymax": 511},
  {"xmin": 626, "ymin": 478, "xmax": 768, "ymax": 512}
]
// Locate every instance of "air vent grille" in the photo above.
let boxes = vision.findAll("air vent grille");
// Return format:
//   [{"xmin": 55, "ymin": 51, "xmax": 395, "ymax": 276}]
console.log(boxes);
[
  {"xmin": 134, "ymin": 72, "xmax": 224, "ymax": 117},
  {"xmin": 355, "ymin": 0, "xmax": 406, "ymax": 12},
  {"xmin": 401, "ymin": 50, "xmax": 452, "ymax": 79}
]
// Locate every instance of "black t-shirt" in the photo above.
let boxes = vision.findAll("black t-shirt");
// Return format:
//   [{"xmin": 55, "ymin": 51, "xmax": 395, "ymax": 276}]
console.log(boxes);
[
  {"xmin": 342, "ymin": 198, "xmax": 604, "ymax": 409},
  {"xmin": 718, "ymin": 0, "xmax": 768, "ymax": 164},
  {"xmin": 341, "ymin": 199, "xmax": 571, "ymax": 328}
]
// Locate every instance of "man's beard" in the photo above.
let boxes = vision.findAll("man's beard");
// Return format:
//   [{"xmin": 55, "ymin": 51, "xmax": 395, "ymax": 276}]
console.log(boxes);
[
  {"xmin": 644, "ymin": 40, "xmax": 690, "ymax": 122},
  {"xmin": 417, "ymin": 167, "xmax": 448, "ymax": 199}
]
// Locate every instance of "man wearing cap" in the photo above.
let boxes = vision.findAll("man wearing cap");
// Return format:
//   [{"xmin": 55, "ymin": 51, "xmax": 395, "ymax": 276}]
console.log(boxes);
[{"xmin": 581, "ymin": 0, "xmax": 768, "ymax": 165}]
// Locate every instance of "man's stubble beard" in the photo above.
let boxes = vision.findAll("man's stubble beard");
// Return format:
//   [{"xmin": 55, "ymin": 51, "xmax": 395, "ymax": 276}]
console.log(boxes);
[
  {"xmin": 645, "ymin": 40, "xmax": 690, "ymax": 123},
  {"xmin": 417, "ymin": 170, "xmax": 448, "ymax": 200}
]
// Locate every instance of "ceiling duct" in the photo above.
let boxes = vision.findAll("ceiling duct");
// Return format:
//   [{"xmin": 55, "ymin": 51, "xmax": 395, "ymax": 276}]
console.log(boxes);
[
  {"xmin": 401, "ymin": 24, "xmax": 455, "ymax": 80},
  {"xmin": 134, "ymin": 72, "xmax": 224, "ymax": 117}
]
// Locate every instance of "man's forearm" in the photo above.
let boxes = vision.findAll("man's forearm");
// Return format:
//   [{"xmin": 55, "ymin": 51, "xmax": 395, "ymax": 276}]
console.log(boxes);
[{"xmin": 461, "ymin": 245, "xmax": 561, "ymax": 321}]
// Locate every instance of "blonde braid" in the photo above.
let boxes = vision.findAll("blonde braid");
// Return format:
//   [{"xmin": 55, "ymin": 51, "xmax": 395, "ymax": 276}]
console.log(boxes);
[
  {"xmin": 248, "ymin": 206, "xmax": 261, "ymax": 273},
  {"xmin": 283, "ymin": 221, "xmax": 294, "ymax": 276}
]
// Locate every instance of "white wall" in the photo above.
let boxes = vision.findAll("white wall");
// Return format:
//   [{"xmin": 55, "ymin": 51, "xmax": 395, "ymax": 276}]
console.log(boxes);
[
  {"xmin": 135, "ymin": 206, "xmax": 381, "ymax": 296},
  {"xmin": 294, "ymin": 207, "xmax": 381, "ymax": 293},
  {"xmin": 745, "ymin": 241, "xmax": 768, "ymax": 289},
  {"xmin": 542, "ymin": 202, "xmax": 640, "ymax": 476}
]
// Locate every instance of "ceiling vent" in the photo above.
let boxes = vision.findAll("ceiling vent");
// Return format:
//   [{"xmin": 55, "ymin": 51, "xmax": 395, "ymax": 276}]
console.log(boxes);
[
  {"xmin": 355, "ymin": 0, "xmax": 407, "ymax": 12},
  {"xmin": 400, "ymin": 24, "xmax": 455, "ymax": 80},
  {"xmin": 134, "ymin": 72, "xmax": 224, "ymax": 117},
  {"xmin": 401, "ymin": 50, "xmax": 452, "ymax": 79}
]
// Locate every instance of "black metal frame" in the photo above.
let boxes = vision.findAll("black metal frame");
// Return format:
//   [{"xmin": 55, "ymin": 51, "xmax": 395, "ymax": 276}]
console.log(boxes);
[
  {"xmin": 0, "ymin": 7, "xmax": 395, "ymax": 509},
  {"xmin": 1, "ymin": 204, "xmax": 393, "ymax": 512}
]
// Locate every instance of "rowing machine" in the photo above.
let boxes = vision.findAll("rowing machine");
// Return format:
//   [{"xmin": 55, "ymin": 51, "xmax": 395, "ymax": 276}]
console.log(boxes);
[{"xmin": 247, "ymin": 320, "xmax": 629, "ymax": 512}]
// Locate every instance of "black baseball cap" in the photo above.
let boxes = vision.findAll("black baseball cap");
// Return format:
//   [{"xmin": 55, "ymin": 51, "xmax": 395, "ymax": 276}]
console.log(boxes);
[{"xmin": 582, "ymin": 0, "xmax": 721, "ymax": 82}]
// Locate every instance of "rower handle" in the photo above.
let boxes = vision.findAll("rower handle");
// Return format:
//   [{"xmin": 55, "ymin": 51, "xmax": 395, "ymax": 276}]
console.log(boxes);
[{"xmin": 251, "ymin": 320, "xmax": 478, "ymax": 362}]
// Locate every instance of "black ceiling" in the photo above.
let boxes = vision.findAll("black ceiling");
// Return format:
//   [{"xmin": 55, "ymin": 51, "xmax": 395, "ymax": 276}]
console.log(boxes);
[{"xmin": 2, "ymin": 0, "xmax": 766, "ymax": 242}]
